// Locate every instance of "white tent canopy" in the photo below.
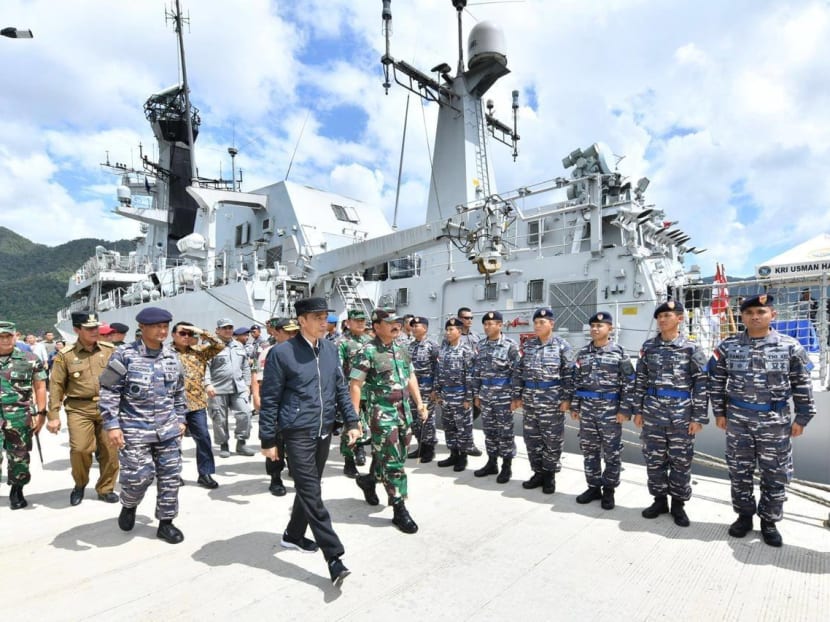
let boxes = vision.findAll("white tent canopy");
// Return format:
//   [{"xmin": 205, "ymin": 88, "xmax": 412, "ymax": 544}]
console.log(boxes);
[{"xmin": 755, "ymin": 233, "xmax": 830, "ymax": 279}]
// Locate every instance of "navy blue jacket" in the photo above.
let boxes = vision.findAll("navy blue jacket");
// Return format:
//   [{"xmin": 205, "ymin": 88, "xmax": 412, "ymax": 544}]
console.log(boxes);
[{"xmin": 259, "ymin": 334, "xmax": 358, "ymax": 447}]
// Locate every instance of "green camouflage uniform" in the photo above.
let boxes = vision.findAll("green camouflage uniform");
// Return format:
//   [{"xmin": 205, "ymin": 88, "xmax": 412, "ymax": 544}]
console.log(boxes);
[
  {"xmin": 350, "ymin": 337, "xmax": 413, "ymax": 502},
  {"xmin": 338, "ymin": 332, "xmax": 371, "ymax": 458},
  {"xmin": 0, "ymin": 348, "xmax": 46, "ymax": 486}
]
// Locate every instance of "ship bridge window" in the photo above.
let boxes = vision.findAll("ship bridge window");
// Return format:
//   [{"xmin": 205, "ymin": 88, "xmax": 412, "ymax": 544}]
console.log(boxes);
[
  {"xmin": 332, "ymin": 204, "xmax": 359, "ymax": 224},
  {"xmin": 528, "ymin": 219, "xmax": 541, "ymax": 246},
  {"xmin": 235, "ymin": 222, "xmax": 251, "ymax": 247},
  {"xmin": 389, "ymin": 255, "xmax": 421, "ymax": 280}
]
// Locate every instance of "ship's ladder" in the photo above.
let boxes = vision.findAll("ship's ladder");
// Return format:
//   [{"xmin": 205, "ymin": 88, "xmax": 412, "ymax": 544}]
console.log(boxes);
[
  {"xmin": 335, "ymin": 273, "xmax": 371, "ymax": 317},
  {"xmin": 473, "ymin": 99, "xmax": 491, "ymax": 198}
]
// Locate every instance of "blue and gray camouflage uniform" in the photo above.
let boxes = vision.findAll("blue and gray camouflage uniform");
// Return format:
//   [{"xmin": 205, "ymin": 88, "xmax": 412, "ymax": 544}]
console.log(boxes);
[
  {"xmin": 434, "ymin": 342, "xmax": 475, "ymax": 453},
  {"xmin": 409, "ymin": 335, "xmax": 439, "ymax": 447},
  {"xmin": 512, "ymin": 333, "xmax": 574, "ymax": 475},
  {"xmin": 99, "ymin": 340, "xmax": 187, "ymax": 519},
  {"xmin": 629, "ymin": 335, "xmax": 708, "ymax": 501},
  {"xmin": 709, "ymin": 329, "xmax": 815, "ymax": 522},
  {"xmin": 571, "ymin": 341, "xmax": 634, "ymax": 489},
  {"xmin": 472, "ymin": 332, "xmax": 520, "ymax": 458}
]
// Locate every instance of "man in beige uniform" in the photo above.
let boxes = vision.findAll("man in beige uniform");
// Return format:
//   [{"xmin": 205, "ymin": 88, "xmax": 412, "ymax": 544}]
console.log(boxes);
[{"xmin": 47, "ymin": 312, "xmax": 119, "ymax": 505}]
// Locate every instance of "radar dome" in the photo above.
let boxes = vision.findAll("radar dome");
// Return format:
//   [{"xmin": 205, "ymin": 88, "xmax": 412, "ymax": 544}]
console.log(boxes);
[
  {"xmin": 117, "ymin": 185, "xmax": 131, "ymax": 205},
  {"xmin": 467, "ymin": 21, "xmax": 507, "ymax": 70}
]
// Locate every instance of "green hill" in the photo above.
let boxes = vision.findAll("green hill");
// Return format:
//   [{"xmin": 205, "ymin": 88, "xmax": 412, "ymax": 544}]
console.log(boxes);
[{"xmin": 0, "ymin": 227, "xmax": 134, "ymax": 335}]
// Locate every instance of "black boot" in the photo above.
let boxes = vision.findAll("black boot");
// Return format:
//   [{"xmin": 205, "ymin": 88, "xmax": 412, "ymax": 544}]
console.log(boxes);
[
  {"xmin": 391, "ymin": 499, "xmax": 418, "ymax": 534},
  {"xmin": 522, "ymin": 471, "xmax": 544, "ymax": 489},
  {"xmin": 354, "ymin": 445, "xmax": 366, "ymax": 466},
  {"xmin": 437, "ymin": 449, "xmax": 459, "ymax": 468},
  {"xmin": 157, "ymin": 519, "xmax": 184, "ymax": 544},
  {"xmin": 670, "ymin": 497, "xmax": 690, "ymax": 527},
  {"xmin": 728, "ymin": 514, "xmax": 754, "ymax": 538},
  {"xmin": 542, "ymin": 470, "xmax": 556, "ymax": 494},
  {"xmin": 576, "ymin": 486, "xmax": 602, "ymax": 504},
  {"xmin": 600, "ymin": 486, "xmax": 615, "ymax": 510},
  {"xmin": 496, "ymin": 458, "xmax": 512, "ymax": 484},
  {"xmin": 9, "ymin": 484, "xmax": 27, "ymax": 510},
  {"xmin": 474, "ymin": 455, "xmax": 498, "ymax": 477},
  {"xmin": 269, "ymin": 474, "xmax": 287, "ymax": 496},
  {"xmin": 453, "ymin": 452, "xmax": 468, "ymax": 472},
  {"xmin": 760, "ymin": 520, "xmax": 783, "ymax": 547},
  {"xmin": 118, "ymin": 505, "xmax": 136, "ymax": 531},
  {"xmin": 343, "ymin": 456, "xmax": 358, "ymax": 478},
  {"xmin": 356, "ymin": 474, "xmax": 379, "ymax": 506},
  {"xmin": 419, "ymin": 444, "xmax": 435, "ymax": 464},
  {"xmin": 641, "ymin": 495, "xmax": 669, "ymax": 519},
  {"xmin": 407, "ymin": 445, "xmax": 421, "ymax": 459}
]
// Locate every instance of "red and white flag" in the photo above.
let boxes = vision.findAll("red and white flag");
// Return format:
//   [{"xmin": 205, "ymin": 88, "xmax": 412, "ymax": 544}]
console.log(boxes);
[{"xmin": 711, "ymin": 263, "xmax": 729, "ymax": 314}]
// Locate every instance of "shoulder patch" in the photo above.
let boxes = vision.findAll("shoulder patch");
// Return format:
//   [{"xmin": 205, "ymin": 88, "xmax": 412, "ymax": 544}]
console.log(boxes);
[{"xmin": 60, "ymin": 343, "xmax": 75, "ymax": 354}]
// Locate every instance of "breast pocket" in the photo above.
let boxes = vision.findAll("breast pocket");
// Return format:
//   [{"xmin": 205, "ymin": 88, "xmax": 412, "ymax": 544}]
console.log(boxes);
[{"xmin": 126, "ymin": 372, "xmax": 153, "ymax": 399}]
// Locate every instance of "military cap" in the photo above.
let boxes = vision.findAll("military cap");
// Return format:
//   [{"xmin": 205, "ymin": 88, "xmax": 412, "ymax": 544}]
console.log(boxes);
[
  {"xmin": 348, "ymin": 309, "xmax": 367, "ymax": 320},
  {"xmin": 0, "ymin": 321, "xmax": 16, "ymax": 335},
  {"xmin": 110, "ymin": 322, "xmax": 129, "ymax": 334},
  {"xmin": 410, "ymin": 316, "xmax": 429, "ymax": 327},
  {"xmin": 250, "ymin": 324, "xmax": 261, "ymax": 331},
  {"xmin": 481, "ymin": 311, "xmax": 503, "ymax": 323},
  {"xmin": 216, "ymin": 318, "xmax": 234, "ymax": 328},
  {"xmin": 295, "ymin": 297, "xmax": 328, "ymax": 316},
  {"xmin": 233, "ymin": 326, "xmax": 250, "ymax": 336},
  {"xmin": 740, "ymin": 294, "xmax": 774, "ymax": 312},
  {"xmin": 653, "ymin": 300, "xmax": 684, "ymax": 318},
  {"xmin": 98, "ymin": 324, "xmax": 114, "ymax": 335},
  {"xmin": 280, "ymin": 319, "xmax": 300, "ymax": 332},
  {"xmin": 533, "ymin": 307, "xmax": 554, "ymax": 321},
  {"xmin": 588, "ymin": 311, "xmax": 613, "ymax": 325},
  {"xmin": 445, "ymin": 317, "xmax": 464, "ymax": 328},
  {"xmin": 327, "ymin": 313, "xmax": 338, "ymax": 323},
  {"xmin": 372, "ymin": 308, "xmax": 401, "ymax": 323},
  {"xmin": 71, "ymin": 311, "xmax": 102, "ymax": 328},
  {"xmin": 136, "ymin": 307, "xmax": 173, "ymax": 324}
]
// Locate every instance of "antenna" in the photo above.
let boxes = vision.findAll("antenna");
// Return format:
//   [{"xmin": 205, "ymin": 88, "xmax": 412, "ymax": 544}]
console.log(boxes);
[
  {"xmin": 453, "ymin": 0, "xmax": 467, "ymax": 73},
  {"xmin": 165, "ymin": 0, "xmax": 197, "ymax": 185},
  {"xmin": 285, "ymin": 110, "xmax": 311, "ymax": 182}
]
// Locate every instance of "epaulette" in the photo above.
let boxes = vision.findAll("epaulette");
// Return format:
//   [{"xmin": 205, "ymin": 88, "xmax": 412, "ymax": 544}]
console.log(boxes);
[
  {"xmin": 59, "ymin": 343, "xmax": 75, "ymax": 354},
  {"xmin": 99, "ymin": 341, "xmax": 115, "ymax": 349}
]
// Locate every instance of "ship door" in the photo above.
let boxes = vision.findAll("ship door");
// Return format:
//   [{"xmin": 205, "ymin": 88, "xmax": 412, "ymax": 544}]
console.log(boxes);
[{"xmin": 548, "ymin": 280, "xmax": 597, "ymax": 332}]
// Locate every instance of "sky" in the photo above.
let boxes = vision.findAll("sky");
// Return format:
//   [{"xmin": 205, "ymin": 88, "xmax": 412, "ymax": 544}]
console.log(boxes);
[{"xmin": 1, "ymin": 0, "xmax": 829, "ymax": 277}]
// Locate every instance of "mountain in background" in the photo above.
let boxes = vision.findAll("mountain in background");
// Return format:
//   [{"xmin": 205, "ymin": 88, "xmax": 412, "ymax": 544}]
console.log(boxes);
[{"xmin": 0, "ymin": 227, "xmax": 134, "ymax": 335}]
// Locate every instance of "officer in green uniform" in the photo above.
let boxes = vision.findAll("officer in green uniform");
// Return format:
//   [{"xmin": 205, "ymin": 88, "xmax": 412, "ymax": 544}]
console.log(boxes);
[{"xmin": 337, "ymin": 309, "xmax": 371, "ymax": 476}]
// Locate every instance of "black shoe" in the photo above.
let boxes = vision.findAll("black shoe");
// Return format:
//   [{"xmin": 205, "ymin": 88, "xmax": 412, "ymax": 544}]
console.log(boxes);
[
  {"xmin": 343, "ymin": 457, "xmax": 358, "ymax": 478},
  {"xmin": 354, "ymin": 445, "xmax": 366, "ymax": 467},
  {"xmin": 392, "ymin": 499, "xmax": 418, "ymax": 534},
  {"xmin": 70, "ymin": 486, "xmax": 85, "ymax": 506},
  {"xmin": 542, "ymin": 470, "xmax": 556, "ymax": 494},
  {"xmin": 601, "ymin": 486, "xmax": 615, "ymax": 510},
  {"xmin": 328, "ymin": 556, "xmax": 350, "ymax": 588},
  {"xmin": 178, "ymin": 476, "xmax": 186, "ymax": 486},
  {"xmin": 118, "ymin": 505, "xmax": 136, "ymax": 531},
  {"xmin": 453, "ymin": 452, "xmax": 468, "ymax": 472},
  {"xmin": 98, "ymin": 492, "xmax": 119, "ymax": 503},
  {"xmin": 269, "ymin": 476, "xmax": 286, "ymax": 496},
  {"xmin": 522, "ymin": 472, "xmax": 544, "ymax": 489},
  {"xmin": 728, "ymin": 514, "xmax": 754, "ymax": 538},
  {"xmin": 760, "ymin": 520, "xmax": 783, "ymax": 547},
  {"xmin": 407, "ymin": 446, "xmax": 421, "ymax": 459},
  {"xmin": 9, "ymin": 484, "xmax": 27, "ymax": 510},
  {"xmin": 670, "ymin": 497, "xmax": 690, "ymax": 527},
  {"xmin": 642, "ymin": 496, "xmax": 669, "ymax": 519},
  {"xmin": 197, "ymin": 474, "xmax": 219, "ymax": 489},
  {"xmin": 467, "ymin": 446, "xmax": 483, "ymax": 457},
  {"xmin": 157, "ymin": 520, "xmax": 184, "ymax": 544},
  {"xmin": 356, "ymin": 474, "xmax": 379, "ymax": 506},
  {"xmin": 219, "ymin": 443, "xmax": 230, "ymax": 458},
  {"xmin": 419, "ymin": 444, "xmax": 435, "ymax": 464},
  {"xmin": 474, "ymin": 456, "xmax": 499, "ymax": 478},
  {"xmin": 576, "ymin": 486, "xmax": 602, "ymax": 504},
  {"xmin": 236, "ymin": 440, "xmax": 255, "ymax": 456},
  {"xmin": 437, "ymin": 450, "xmax": 459, "ymax": 468},
  {"xmin": 281, "ymin": 531, "xmax": 319, "ymax": 553},
  {"xmin": 496, "ymin": 458, "xmax": 512, "ymax": 484}
]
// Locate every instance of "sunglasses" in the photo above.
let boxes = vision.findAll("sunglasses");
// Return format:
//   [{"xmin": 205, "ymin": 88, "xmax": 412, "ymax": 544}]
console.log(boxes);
[
  {"xmin": 176, "ymin": 331, "xmax": 195, "ymax": 337},
  {"xmin": 460, "ymin": 316, "xmax": 473, "ymax": 320}
]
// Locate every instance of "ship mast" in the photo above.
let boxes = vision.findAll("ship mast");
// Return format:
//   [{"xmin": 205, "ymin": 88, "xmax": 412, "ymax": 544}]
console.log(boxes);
[{"xmin": 169, "ymin": 0, "xmax": 197, "ymax": 184}]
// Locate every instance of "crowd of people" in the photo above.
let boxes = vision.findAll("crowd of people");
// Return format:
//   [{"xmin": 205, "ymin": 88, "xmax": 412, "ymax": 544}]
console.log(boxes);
[{"xmin": 0, "ymin": 292, "xmax": 816, "ymax": 588}]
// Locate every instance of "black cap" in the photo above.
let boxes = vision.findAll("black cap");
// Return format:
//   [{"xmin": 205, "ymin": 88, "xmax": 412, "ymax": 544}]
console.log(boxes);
[
  {"xmin": 136, "ymin": 307, "xmax": 173, "ymax": 324},
  {"xmin": 445, "ymin": 317, "xmax": 464, "ymax": 328},
  {"xmin": 410, "ymin": 316, "xmax": 429, "ymax": 327},
  {"xmin": 588, "ymin": 312, "xmax": 613, "ymax": 325},
  {"xmin": 109, "ymin": 322, "xmax": 129, "ymax": 334},
  {"xmin": 71, "ymin": 312, "xmax": 101, "ymax": 328},
  {"xmin": 740, "ymin": 294, "xmax": 774, "ymax": 312},
  {"xmin": 295, "ymin": 297, "xmax": 328, "ymax": 316},
  {"xmin": 653, "ymin": 300, "xmax": 684, "ymax": 318},
  {"xmin": 481, "ymin": 311, "xmax": 503, "ymax": 323},
  {"xmin": 372, "ymin": 308, "xmax": 401, "ymax": 323}
]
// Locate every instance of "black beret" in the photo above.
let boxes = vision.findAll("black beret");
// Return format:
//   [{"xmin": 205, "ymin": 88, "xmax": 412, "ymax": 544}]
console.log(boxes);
[
  {"xmin": 740, "ymin": 294, "xmax": 774, "ymax": 312},
  {"xmin": 533, "ymin": 307, "xmax": 554, "ymax": 320},
  {"xmin": 410, "ymin": 316, "xmax": 429, "ymax": 327},
  {"xmin": 445, "ymin": 317, "xmax": 464, "ymax": 328},
  {"xmin": 295, "ymin": 297, "xmax": 328, "ymax": 316},
  {"xmin": 653, "ymin": 300, "xmax": 684, "ymax": 318},
  {"xmin": 135, "ymin": 307, "xmax": 173, "ymax": 324},
  {"xmin": 481, "ymin": 311, "xmax": 503, "ymax": 323},
  {"xmin": 109, "ymin": 322, "xmax": 129, "ymax": 333},
  {"xmin": 588, "ymin": 312, "xmax": 613, "ymax": 325}
]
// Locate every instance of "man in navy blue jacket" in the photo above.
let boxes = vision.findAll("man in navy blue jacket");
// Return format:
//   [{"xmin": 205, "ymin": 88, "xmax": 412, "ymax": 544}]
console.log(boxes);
[{"xmin": 259, "ymin": 297, "xmax": 360, "ymax": 588}]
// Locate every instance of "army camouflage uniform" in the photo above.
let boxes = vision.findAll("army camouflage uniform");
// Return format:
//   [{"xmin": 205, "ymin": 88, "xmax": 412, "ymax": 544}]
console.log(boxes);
[
  {"xmin": 434, "ymin": 342, "xmax": 475, "ymax": 454},
  {"xmin": 408, "ymin": 336, "xmax": 439, "ymax": 449},
  {"xmin": 512, "ymin": 334, "xmax": 574, "ymax": 476},
  {"xmin": 629, "ymin": 335, "xmax": 708, "ymax": 502},
  {"xmin": 472, "ymin": 334, "xmax": 520, "ymax": 458},
  {"xmin": 350, "ymin": 337, "xmax": 414, "ymax": 502},
  {"xmin": 0, "ymin": 348, "xmax": 46, "ymax": 487},
  {"xmin": 571, "ymin": 342, "xmax": 634, "ymax": 490},
  {"xmin": 338, "ymin": 332, "xmax": 371, "ymax": 460},
  {"xmin": 99, "ymin": 340, "xmax": 187, "ymax": 519},
  {"xmin": 709, "ymin": 329, "xmax": 815, "ymax": 522}
]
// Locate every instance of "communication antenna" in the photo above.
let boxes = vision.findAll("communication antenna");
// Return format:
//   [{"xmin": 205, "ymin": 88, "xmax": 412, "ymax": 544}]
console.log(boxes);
[{"xmin": 165, "ymin": 0, "xmax": 197, "ymax": 184}]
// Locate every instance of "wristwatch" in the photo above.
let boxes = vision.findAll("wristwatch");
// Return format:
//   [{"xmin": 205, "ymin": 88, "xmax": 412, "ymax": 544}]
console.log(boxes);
[{"xmin": 37, "ymin": 409, "xmax": 47, "ymax": 416}]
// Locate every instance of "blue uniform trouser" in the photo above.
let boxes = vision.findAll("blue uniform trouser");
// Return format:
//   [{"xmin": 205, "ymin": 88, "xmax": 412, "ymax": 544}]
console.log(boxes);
[
  {"xmin": 523, "ymin": 405, "xmax": 564, "ymax": 473},
  {"xmin": 185, "ymin": 409, "xmax": 215, "ymax": 477},
  {"xmin": 441, "ymin": 398, "xmax": 473, "ymax": 452},
  {"xmin": 726, "ymin": 418, "xmax": 791, "ymax": 522},
  {"xmin": 640, "ymin": 421, "xmax": 694, "ymax": 501},
  {"xmin": 119, "ymin": 435, "xmax": 182, "ymax": 520},
  {"xmin": 480, "ymin": 389, "xmax": 515, "ymax": 458},
  {"xmin": 579, "ymin": 412, "xmax": 622, "ymax": 488}
]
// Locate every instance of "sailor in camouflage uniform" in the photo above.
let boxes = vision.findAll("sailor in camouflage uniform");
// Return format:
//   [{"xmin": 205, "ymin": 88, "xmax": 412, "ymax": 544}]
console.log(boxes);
[
  {"xmin": 630, "ymin": 300, "xmax": 708, "ymax": 527},
  {"xmin": 570, "ymin": 312, "xmax": 634, "ymax": 509},
  {"xmin": 709, "ymin": 294, "xmax": 816, "ymax": 547},
  {"xmin": 511, "ymin": 308, "xmax": 574, "ymax": 494},
  {"xmin": 407, "ymin": 316, "xmax": 439, "ymax": 463},
  {"xmin": 349, "ymin": 309, "xmax": 428, "ymax": 534},
  {"xmin": 0, "ymin": 321, "xmax": 47, "ymax": 509},
  {"xmin": 435, "ymin": 317, "xmax": 476, "ymax": 472},
  {"xmin": 337, "ymin": 309, "xmax": 371, "ymax": 476},
  {"xmin": 100, "ymin": 307, "xmax": 188, "ymax": 544},
  {"xmin": 471, "ymin": 311, "xmax": 520, "ymax": 483}
]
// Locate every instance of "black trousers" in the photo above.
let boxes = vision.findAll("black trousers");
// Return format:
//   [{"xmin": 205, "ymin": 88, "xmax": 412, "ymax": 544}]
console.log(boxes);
[{"xmin": 282, "ymin": 429, "xmax": 344, "ymax": 561}]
